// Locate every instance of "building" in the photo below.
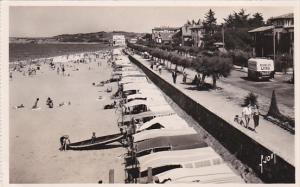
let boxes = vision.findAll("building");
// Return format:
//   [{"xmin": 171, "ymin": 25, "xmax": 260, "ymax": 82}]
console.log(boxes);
[
  {"xmin": 129, "ymin": 38, "xmax": 138, "ymax": 44},
  {"xmin": 180, "ymin": 20, "xmax": 205, "ymax": 48},
  {"xmin": 181, "ymin": 23, "xmax": 193, "ymax": 46},
  {"xmin": 152, "ymin": 27, "xmax": 180, "ymax": 45},
  {"xmin": 112, "ymin": 35, "xmax": 126, "ymax": 46},
  {"xmin": 248, "ymin": 13, "xmax": 294, "ymax": 57},
  {"xmin": 190, "ymin": 24, "xmax": 205, "ymax": 48}
]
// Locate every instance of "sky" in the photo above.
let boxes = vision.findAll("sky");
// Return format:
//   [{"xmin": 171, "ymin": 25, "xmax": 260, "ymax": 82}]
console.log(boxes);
[{"xmin": 9, "ymin": 6, "xmax": 293, "ymax": 37}]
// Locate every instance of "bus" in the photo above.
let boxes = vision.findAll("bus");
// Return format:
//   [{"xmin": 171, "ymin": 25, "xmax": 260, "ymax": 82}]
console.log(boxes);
[{"xmin": 247, "ymin": 58, "xmax": 274, "ymax": 80}]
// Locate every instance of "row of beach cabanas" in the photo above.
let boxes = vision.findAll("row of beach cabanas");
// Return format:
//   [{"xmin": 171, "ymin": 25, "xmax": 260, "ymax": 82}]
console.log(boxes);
[{"xmin": 112, "ymin": 48, "xmax": 244, "ymax": 184}]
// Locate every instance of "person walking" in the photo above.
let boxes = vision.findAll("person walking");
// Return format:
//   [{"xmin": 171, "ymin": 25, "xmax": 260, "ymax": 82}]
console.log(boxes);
[
  {"xmin": 252, "ymin": 105, "xmax": 260, "ymax": 132},
  {"xmin": 182, "ymin": 71, "xmax": 187, "ymax": 84},
  {"xmin": 91, "ymin": 132, "xmax": 96, "ymax": 144},
  {"xmin": 158, "ymin": 65, "xmax": 162, "ymax": 74},
  {"xmin": 242, "ymin": 104, "xmax": 252, "ymax": 129},
  {"xmin": 62, "ymin": 65, "xmax": 65, "ymax": 76},
  {"xmin": 172, "ymin": 71, "xmax": 177, "ymax": 84}
]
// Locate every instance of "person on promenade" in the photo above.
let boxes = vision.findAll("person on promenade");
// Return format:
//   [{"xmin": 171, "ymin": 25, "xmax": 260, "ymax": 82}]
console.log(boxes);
[
  {"xmin": 242, "ymin": 104, "xmax": 252, "ymax": 128},
  {"xmin": 182, "ymin": 71, "xmax": 187, "ymax": 84},
  {"xmin": 9, "ymin": 71, "xmax": 13, "ymax": 80},
  {"xmin": 57, "ymin": 67, "xmax": 60, "ymax": 75},
  {"xmin": 172, "ymin": 71, "xmax": 177, "ymax": 84},
  {"xmin": 150, "ymin": 63, "xmax": 154, "ymax": 69},
  {"xmin": 32, "ymin": 98, "xmax": 40, "ymax": 109},
  {"xmin": 158, "ymin": 65, "xmax": 162, "ymax": 74},
  {"xmin": 252, "ymin": 105, "xmax": 260, "ymax": 132},
  {"xmin": 59, "ymin": 135, "xmax": 70, "ymax": 151},
  {"xmin": 91, "ymin": 132, "xmax": 96, "ymax": 144}
]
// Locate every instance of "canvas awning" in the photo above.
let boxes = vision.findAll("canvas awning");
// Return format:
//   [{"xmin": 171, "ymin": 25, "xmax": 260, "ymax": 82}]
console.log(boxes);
[
  {"xmin": 136, "ymin": 115, "xmax": 189, "ymax": 132},
  {"xmin": 133, "ymin": 127, "xmax": 197, "ymax": 143},
  {"xmin": 137, "ymin": 147, "xmax": 223, "ymax": 172},
  {"xmin": 156, "ymin": 164, "xmax": 244, "ymax": 183},
  {"xmin": 134, "ymin": 134, "xmax": 207, "ymax": 153}
]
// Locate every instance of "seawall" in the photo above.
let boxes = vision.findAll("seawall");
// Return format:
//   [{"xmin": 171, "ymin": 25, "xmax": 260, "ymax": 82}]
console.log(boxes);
[{"xmin": 127, "ymin": 52, "xmax": 295, "ymax": 183}]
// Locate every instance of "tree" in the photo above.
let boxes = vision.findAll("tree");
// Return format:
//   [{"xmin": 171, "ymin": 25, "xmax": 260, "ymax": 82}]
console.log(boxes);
[
  {"xmin": 224, "ymin": 14, "xmax": 235, "ymax": 27},
  {"xmin": 203, "ymin": 9, "xmax": 217, "ymax": 36},
  {"xmin": 194, "ymin": 56, "xmax": 232, "ymax": 88},
  {"xmin": 202, "ymin": 9, "xmax": 218, "ymax": 50},
  {"xmin": 249, "ymin": 13, "xmax": 264, "ymax": 27},
  {"xmin": 243, "ymin": 92, "xmax": 258, "ymax": 107},
  {"xmin": 224, "ymin": 9, "xmax": 251, "ymax": 28}
]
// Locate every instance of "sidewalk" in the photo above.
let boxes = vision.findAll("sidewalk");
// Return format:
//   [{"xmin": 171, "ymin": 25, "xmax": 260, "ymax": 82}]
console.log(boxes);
[{"xmin": 131, "ymin": 54, "xmax": 294, "ymax": 166}]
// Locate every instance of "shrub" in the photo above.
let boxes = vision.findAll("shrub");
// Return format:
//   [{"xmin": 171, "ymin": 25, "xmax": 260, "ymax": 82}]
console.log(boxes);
[
  {"xmin": 230, "ymin": 49, "xmax": 251, "ymax": 67},
  {"xmin": 274, "ymin": 53, "xmax": 293, "ymax": 72},
  {"xmin": 242, "ymin": 92, "xmax": 258, "ymax": 107}
]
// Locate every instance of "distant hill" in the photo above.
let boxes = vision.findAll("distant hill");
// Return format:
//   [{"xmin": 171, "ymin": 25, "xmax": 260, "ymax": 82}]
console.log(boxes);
[{"xmin": 10, "ymin": 31, "xmax": 144, "ymax": 44}]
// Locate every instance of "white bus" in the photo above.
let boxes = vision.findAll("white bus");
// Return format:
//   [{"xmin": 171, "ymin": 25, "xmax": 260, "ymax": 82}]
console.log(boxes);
[{"xmin": 247, "ymin": 58, "xmax": 274, "ymax": 80}]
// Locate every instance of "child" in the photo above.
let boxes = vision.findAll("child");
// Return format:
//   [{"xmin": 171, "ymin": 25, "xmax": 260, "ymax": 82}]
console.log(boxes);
[{"xmin": 91, "ymin": 132, "xmax": 96, "ymax": 144}]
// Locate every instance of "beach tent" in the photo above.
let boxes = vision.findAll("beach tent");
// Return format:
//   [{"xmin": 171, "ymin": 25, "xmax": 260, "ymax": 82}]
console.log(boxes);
[
  {"xmin": 137, "ymin": 147, "xmax": 224, "ymax": 176},
  {"xmin": 148, "ymin": 105, "xmax": 174, "ymax": 114},
  {"xmin": 119, "ymin": 77, "xmax": 149, "ymax": 85},
  {"xmin": 124, "ymin": 99, "xmax": 168, "ymax": 109},
  {"xmin": 125, "ymin": 92, "xmax": 163, "ymax": 103},
  {"xmin": 122, "ymin": 83, "xmax": 155, "ymax": 93},
  {"xmin": 136, "ymin": 115, "xmax": 189, "ymax": 132},
  {"xmin": 133, "ymin": 127, "xmax": 197, "ymax": 143},
  {"xmin": 119, "ymin": 111, "xmax": 176, "ymax": 127},
  {"xmin": 156, "ymin": 164, "xmax": 244, "ymax": 183},
  {"xmin": 134, "ymin": 134, "xmax": 208, "ymax": 157}
]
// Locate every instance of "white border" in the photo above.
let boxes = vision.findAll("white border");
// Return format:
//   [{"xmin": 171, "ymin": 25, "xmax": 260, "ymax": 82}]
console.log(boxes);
[{"xmin": 1, "ymin": 1, "xmax": 299, "ymax": 187}]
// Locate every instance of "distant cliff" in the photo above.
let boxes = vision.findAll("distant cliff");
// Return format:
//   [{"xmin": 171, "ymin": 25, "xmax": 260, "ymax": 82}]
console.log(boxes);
[{"xmin": 10, "ymin": 31, "xmax": 142, "ymax": 44}]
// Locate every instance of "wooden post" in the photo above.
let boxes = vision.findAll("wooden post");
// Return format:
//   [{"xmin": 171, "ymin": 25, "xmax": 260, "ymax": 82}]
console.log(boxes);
[
  {"xmin": 109, "ymin": 169, "xmax": 114, "ymax": 183},
  {"xmin": 147, "ymin": 167, "xmax": 153, "ymax": 183}
]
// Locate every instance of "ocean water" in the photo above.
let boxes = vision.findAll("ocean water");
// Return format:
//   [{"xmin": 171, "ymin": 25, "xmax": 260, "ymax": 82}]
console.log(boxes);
[{"xmin": 9, "ymin": 43, "xmax": 110, "ymax": 62}]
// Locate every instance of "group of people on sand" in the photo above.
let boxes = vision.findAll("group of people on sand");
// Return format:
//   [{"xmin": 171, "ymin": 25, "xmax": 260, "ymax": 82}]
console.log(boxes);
[
  {"xmin": 56, "ymin": 64, "xmax": 66, "ymax": 76},
  {"xmin": 29, "ymin": 97, "xmax": 71, "ymax": 110},
  {"xmin": 31, "ymin": 97, "xmax": 53, "ymax": 109},
  {"xmin": 235, "ymin": 104, "xmax": 260, "ymax": 132}
]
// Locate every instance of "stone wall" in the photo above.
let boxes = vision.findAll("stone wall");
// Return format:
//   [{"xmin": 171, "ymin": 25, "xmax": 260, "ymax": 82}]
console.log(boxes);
[{"xmin": 127, "ymin": 53, "xmax": 295, "ymax": 183}]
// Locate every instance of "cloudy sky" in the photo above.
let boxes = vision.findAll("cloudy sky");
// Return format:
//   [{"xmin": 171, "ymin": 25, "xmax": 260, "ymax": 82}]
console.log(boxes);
[{"xmin": 10, "ymin": 6, "xmax": 293, "ymax": 37}]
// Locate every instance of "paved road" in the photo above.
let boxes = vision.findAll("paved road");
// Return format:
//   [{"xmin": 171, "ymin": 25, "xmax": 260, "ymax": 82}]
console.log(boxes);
[{"xmin": 220, "ymin": 69, "xmax": 294, "ymax": 108}]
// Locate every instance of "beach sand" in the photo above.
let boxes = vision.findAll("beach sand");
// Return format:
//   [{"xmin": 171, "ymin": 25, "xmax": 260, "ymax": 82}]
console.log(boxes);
[{"xmin": 9, "ymin": 54, "xmax": 126, "ymax": 183}]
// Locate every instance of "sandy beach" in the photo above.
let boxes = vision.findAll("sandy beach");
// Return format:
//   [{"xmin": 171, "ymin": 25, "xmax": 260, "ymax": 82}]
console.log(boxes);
[{"xmin": 9, "ymin": 52, "xmax": 126, "ymax": 183}]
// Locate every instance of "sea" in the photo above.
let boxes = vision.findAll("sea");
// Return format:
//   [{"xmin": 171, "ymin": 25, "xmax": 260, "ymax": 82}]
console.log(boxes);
[{"xmin": 9, "ymin": 43, "xmax": 110, "ymax": 62}]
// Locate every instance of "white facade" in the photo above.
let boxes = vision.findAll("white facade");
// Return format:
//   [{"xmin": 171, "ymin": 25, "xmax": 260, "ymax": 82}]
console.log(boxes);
[{"xmin": 112, "ymin": 35, "xmax": 126, "ymax": 46}]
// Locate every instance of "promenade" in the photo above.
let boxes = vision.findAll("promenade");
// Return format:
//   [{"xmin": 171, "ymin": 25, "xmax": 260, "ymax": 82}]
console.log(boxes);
[{"xmin": 130, "ymin": 53, "xmax": 294, "ymax": 167}]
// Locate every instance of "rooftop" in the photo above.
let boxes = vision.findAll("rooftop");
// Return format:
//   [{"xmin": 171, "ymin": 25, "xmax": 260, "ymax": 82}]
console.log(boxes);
[
  {"xmin": 153, "ymin": 26, "xmax": 180, "ymax": 31},
  {"xmin": 248, "ymin": 25, "xmax": 274, "ymax": 33},
  {"xmin": 269, "ymin": 13, "xmax": 294, "ymax": 20}
]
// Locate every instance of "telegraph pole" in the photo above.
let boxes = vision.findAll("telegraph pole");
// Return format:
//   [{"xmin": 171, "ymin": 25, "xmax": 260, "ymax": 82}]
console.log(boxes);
[
  {"xmin": 222, "ymin": 25, "xmax": 225, "ymax": 48},
  {"xmin": 273, "ymin": 27, "xmax": 276, "ymax": 62}
]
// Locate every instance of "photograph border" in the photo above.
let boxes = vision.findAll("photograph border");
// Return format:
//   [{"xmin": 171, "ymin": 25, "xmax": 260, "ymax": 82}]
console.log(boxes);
[{"xmin": 1, "ymin": 1, "xmax": 299, "ymax": 186}]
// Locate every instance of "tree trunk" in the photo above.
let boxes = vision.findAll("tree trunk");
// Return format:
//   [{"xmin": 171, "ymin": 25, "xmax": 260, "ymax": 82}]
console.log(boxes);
[
  {"xmin": 201, "ymin": 74, "xmax": 206, "ymax": 83},
  {"xmin": 212, "ymin": 74, "xmax": 217, "ymax": 89}
]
